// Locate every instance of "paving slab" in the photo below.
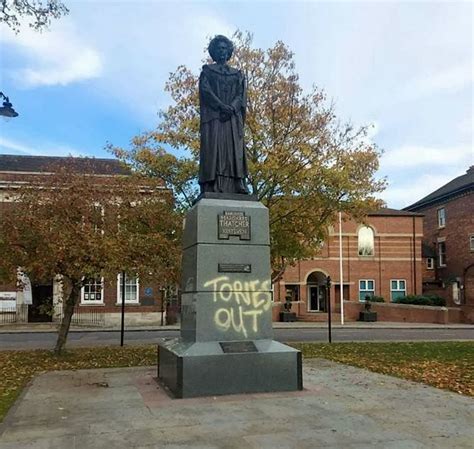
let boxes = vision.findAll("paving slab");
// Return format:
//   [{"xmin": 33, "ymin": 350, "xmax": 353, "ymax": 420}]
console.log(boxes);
[{"xmin": 1, "ymin": 359, "xmax": 472, "ymax": 449}]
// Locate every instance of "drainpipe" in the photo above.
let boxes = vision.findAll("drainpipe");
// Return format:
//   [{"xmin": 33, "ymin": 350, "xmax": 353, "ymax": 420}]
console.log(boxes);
[
  {"xmin": 413, "ymin": 216, "xmax": 417, "ymax": 295},
  {"xmin": 338, "ymin": 212, "xmax": 344, "ymax": 325}
]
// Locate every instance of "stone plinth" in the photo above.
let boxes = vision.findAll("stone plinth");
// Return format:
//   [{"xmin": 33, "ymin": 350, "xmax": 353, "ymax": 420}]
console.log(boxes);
[{"xmin": 158, "ymin": 197, "xmax": 302, "ymax": 398}]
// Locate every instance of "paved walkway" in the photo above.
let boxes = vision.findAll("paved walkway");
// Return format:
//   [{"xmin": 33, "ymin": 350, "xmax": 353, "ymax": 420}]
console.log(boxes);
[{"xmin": 1, "ymin": 360, "xmax": 472, "ymax": 448}]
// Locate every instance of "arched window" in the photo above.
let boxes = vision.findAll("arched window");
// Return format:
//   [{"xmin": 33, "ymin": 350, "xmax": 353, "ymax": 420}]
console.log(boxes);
[{"xmin": 358, "ymin": 226, "xmax": 374, "ymax": 256}]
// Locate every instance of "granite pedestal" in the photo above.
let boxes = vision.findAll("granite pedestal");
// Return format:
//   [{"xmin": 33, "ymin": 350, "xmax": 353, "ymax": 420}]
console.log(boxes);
[{"xmin": 158, "ymin": 196, "xmax": 302, "ymax": 398}]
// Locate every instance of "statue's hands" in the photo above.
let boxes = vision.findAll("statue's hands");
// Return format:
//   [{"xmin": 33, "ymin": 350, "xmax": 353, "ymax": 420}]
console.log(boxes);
[
  {"xmin": 219, "ymin": 104, "xmax": 233, "ymax": 122},
  {"xmin": 221, "ymin": 104, "xmax": 234, "ymax": 114}
]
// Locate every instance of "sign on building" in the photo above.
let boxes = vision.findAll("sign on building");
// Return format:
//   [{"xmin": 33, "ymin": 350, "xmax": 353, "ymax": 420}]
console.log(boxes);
[{"xmin": 0, "ymin": 292, "xmax": 17, "ymax": 310}]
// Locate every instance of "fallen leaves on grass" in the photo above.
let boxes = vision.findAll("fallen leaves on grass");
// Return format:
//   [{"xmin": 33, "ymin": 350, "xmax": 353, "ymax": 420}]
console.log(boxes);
[
  {"xmin": 293, "ymin": 341, "xmax": 474, "ymax": 396},
  {"xmin": 1, "ymin": 342, "xmax": 473, "ymax": 423}
]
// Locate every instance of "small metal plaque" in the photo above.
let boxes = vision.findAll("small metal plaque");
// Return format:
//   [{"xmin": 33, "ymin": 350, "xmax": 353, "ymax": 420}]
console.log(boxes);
[
  {"xmin": 220, "ymin": 341, "xmax": 258, "ymax": 354},
  {"xmin": 218, "ymin": 263, "xmax": 252, "ymax": 273},
  {"xmin": 218, "ymin": 211, "xmax": 251, "ymax": 240}
]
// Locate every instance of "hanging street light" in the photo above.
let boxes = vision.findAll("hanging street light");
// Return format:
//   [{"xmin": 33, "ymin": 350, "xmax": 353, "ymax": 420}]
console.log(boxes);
[{"xmin": 0, "ymin": 92, "xmax": 19, "ymax": 119}]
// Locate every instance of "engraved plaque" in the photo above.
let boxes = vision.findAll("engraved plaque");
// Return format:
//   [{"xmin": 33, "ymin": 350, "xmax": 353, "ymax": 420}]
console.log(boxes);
[
  {"xmin": 218, "ymin": 263, "xmax": 252, "ymax": 273},
  {"xmin": 219, "ymin": 341, "xmax": 258, "ymax": 354},
  {"xmin": 218, "ymin": 211, "xmax": 251, "ymax": 240}
]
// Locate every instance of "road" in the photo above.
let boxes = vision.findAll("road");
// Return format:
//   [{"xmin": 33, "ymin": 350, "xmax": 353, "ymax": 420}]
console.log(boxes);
[{"xmin": 0, "ymin": 327, "xmax": 473, "ymax": 350}]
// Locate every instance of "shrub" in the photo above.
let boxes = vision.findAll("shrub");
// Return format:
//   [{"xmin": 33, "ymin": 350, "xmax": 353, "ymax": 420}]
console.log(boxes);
[
  {"xmin": 369, "ymin": 296, "xmax": 385, "ymax": 303},
  {"xmin": 393, "ymin": 295, "xmax": 446, "ymax": 307},
  {"xmin": 426, "ymin": 295, "xmax": 446, "ymax": 306}
]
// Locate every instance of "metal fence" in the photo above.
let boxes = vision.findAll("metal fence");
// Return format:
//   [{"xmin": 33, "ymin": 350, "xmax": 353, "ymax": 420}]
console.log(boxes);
[
  {"xmin": 57, "ymin": 305, "xmax": 106, "ymax": 327},
  {"xmin": 0, "ymin": 305, "xmax": 27, "ymax": 324},
  {"xmin": 0, "ymin": 304, "xmax": 105, "ymax": 327}
]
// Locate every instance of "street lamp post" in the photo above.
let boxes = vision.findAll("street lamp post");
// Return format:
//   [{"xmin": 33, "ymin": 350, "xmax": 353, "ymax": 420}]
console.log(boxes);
[
  {"xmin": 0, "ymin": 93, "xmax": 19, "ymax": 119},
  {"xmin": 327, "ymin": 276, "xmax": 332, "ymax": 344},
  {"xmin": 120, "ymin": 271, "xmax": 126, "ymax": 346}
]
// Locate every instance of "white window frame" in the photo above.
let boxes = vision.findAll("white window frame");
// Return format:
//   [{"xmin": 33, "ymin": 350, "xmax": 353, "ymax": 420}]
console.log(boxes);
[
  {"xmin": 437, "ymin": 208, "xmax": 446, "ymax": 228},
  {"xmin": 470, "ymin": 235, "xmax": 474, "ymax": 252},
  {"xmin": 426, "ymin": 258, "xmax": 434, "ymax": 270},
  {"xmin": 359, "ymin": 279, "xmax": 375, "ymax": 301},
  {"xmin": 116, "ymin": 273, "xmax": 140, "ymax": 304},
  {"xmin": 81, "ymin": 277, "xmax": 104, "ymax": 305},
  {"xmin": 438, "ymin": 241, "xmax": 446, "ymax": 267},
  {"xmin": 390, "ymin": 279, "xmax": 406, "ymax": 301}
]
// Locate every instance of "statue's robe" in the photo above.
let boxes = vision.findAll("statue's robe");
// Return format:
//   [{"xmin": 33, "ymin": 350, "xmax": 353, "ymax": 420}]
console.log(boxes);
[{"xmin": 198, "ymin": 63, "xmax": 248, "ymax": 193}]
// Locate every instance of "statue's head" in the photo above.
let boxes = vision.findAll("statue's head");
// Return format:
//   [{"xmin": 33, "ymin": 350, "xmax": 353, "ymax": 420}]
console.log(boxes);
[{"xmin": 208, "ymin": 35, "xmax": 234, "ymax": 63}]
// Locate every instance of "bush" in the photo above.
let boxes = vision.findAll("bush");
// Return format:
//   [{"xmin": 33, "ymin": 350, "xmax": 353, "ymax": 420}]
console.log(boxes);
[
  {"xmin": 427, "ymin": 295, "xmax": 447, "ymax": 307},
  {"xmin": 393, "ymin": 295, "xmax": 446, "ymax": 307},
  {"xmin": 369, "ymin": 296, "xmax": 385, "ymax": 303}
]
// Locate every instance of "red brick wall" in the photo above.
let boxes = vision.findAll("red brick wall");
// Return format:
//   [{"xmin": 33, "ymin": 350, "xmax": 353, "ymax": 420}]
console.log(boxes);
[
  {"xmin": 343, "ymin": 300, "xmax": 463, "ymax": 324},
  {"xmin": 417, "ymin": 193, "xmax": 474, "ymax": 306},
  {"xmin": 278, "ymin": 213, "xmax": 424, "ymax": 321},
  {"xmin": 0, "ymin": 169, "xmax": 167, "ymax": 317}
]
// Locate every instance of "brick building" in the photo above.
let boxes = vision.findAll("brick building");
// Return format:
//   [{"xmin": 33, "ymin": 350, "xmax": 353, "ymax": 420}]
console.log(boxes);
[
  {"xmin": 274, "ymin": 209, "xmax": 424, "ymax": 322},
  {"xmin": 0, "ymin": 154, "xmax": 169, "ymax": 326},
  {"xmin": 405, "ymin": 167, "xmax": 474, "ymax": 319}
]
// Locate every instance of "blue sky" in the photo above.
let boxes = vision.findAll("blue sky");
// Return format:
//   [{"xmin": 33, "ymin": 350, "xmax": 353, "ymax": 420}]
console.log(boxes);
[{"xmin": 0, "ymin": 0, "xmax": 472, "ymax": 208}]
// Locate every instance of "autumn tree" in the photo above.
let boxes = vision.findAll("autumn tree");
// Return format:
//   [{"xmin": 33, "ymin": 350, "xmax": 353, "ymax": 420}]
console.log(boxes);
[
  {"xmin": 111, "ymin": 31, "xmax": 385, "ymax": 279},
  {"xmin": 0, "ymin": 159, "xmax": 181, "ymax": 354}
]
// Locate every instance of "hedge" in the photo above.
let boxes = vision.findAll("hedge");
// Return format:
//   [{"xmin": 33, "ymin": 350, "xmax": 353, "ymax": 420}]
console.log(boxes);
[{"xmin": 393, "ymin": 295, "xmax": 446, "ymax": 307}]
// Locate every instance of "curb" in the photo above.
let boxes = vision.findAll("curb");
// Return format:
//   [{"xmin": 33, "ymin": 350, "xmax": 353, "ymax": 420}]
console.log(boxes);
[{"xmin": 0, "ymin": 324, "xmax": 473, "ymax": 334}]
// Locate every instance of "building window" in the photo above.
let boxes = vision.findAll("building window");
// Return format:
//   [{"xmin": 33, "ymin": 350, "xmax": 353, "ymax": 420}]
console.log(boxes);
[
  {"xmin": 117, "ymin": 273, "xmax": 139, "ymax": 303},
  {"xmin": 358, "ymin": 226, "xmax": 374, "ymax": 256},
  {"xmin": 390, "ymin": 280, "xmax": 406, "ymax": 301},
  {"xmin": 470, "ymin": 235, "xmax": 474, "ymax": 251},
  {"xmin": 285, "ymin": 285, "xmax": 300, "ymax": 302},
  {"xmin": 426, "ymin": 258, "xmax": 434, "ymax": 270},
  {"xmin": 81, "ymin": 277, "xmax": 104, "ymax": 304},
  {"xmin": 437, "ymin": 208, "xmax": 446, "ymax": 228},
  {"xmin": 359, "ymin": 280, "xmax": 375, "ymax": 301},
  {"xmin": 438, "ymin": 241, "xmax": 446, "ymax": 267}
]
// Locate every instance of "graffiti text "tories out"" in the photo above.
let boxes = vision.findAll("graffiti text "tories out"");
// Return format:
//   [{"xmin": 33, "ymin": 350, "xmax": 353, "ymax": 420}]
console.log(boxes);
[{"xmin": 204, "ymin": 276, "xmax": 271, "ymax": 338}]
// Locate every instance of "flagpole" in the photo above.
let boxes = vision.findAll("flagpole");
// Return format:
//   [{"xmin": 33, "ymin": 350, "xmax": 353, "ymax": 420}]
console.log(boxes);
[{"xmin": 339, "ymin": 211, "xmax": 344, "ymax": 325}]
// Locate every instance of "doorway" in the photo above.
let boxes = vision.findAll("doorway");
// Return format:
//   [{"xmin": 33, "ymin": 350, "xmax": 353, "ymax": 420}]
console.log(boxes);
[
  {"xmin": 307, "ymin": 271, "xmax": 328, "ymax": 312},
  {"xmin": 308, "ymin": 286, "xmax": 327, "ymax": 312},
  {"xmin": 28, "ymin": 284, "xmax": 54, "ymax": 322}
]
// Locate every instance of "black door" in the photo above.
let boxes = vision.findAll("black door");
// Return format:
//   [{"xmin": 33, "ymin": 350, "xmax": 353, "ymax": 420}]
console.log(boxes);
[
  {"xmin": 28, "ymin": 285, "xmax": 53, "ymax": 322},
  {"xmin": 309, "ymin": 286, "xmax": 319, "ymax": 311}
]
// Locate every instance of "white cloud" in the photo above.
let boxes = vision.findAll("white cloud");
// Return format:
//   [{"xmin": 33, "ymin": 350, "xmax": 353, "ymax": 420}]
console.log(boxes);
[
  {"xmin": 79, "ymin": 4, "xmax": 235, "ymax": 122},
  {"xmin": 1, "ymin": 19, "xmax": 102, "ymax": 87},
  {"xmin": 458, "ymin": 116, "xmax": 474, "ymax": 136},
  {"xmin": 399, "ymin": 62, "xmax": 473, "ymax": 103},
  {"xmin": 381, "ymin": 172, "xmax": 463, "ymax": 209},
  {"xmin": 381, "ymin": 144, "xmax": 473, "ymax": 169},
  {"xmin": 0, "ymin": 136, "xmax": 86, "ymax": 157}
]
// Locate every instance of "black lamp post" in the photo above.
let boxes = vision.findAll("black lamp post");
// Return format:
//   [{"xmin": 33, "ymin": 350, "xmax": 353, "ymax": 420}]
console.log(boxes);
[
  {"xmin": 327, "ymin": 276, "xmax": 332, "ymax": 343},
  {"xmin": 0, "ymin": 92, "xmax": 19, "ymax": 119}
]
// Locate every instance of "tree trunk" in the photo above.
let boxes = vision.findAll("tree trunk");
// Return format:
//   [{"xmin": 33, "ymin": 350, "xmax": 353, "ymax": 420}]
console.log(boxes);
[{"xmin": 54, "ymin": 279, "xmax": 80, "ymax": 355}]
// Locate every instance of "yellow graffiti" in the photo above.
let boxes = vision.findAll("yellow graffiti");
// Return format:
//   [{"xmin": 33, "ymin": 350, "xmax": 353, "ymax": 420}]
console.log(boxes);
[{"xmin": 203, "ymin": 276, "xmax": 271, "ymax": 337}]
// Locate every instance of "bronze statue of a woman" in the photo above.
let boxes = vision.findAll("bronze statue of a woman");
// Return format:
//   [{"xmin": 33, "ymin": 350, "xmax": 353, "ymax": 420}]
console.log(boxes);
[{"xmin": 199, "ymin": 35, "xmax": 249, "ymax": 195}]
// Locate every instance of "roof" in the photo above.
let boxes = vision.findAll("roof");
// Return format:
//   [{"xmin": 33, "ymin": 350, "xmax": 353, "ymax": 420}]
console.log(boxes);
[
  {"xmin": 404, "ymin": 166, "xmax": 474, "ymax": 211},
  {"xmin": 0, "ymin": 154, "xmax": 130, "ymax": 175},
  {"xmin": 368, "ymin": 207, "xmax": 423, "ymax": 217}
]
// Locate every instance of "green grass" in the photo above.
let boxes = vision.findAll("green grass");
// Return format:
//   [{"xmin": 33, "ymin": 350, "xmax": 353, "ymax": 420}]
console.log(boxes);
[
  {"xmin": 0, "ymin": 342, "xmax": 472, "ymax": 423},
  {"xmin": 294, "ymin": 341, "xmax": 474, "ymax": 396}
]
